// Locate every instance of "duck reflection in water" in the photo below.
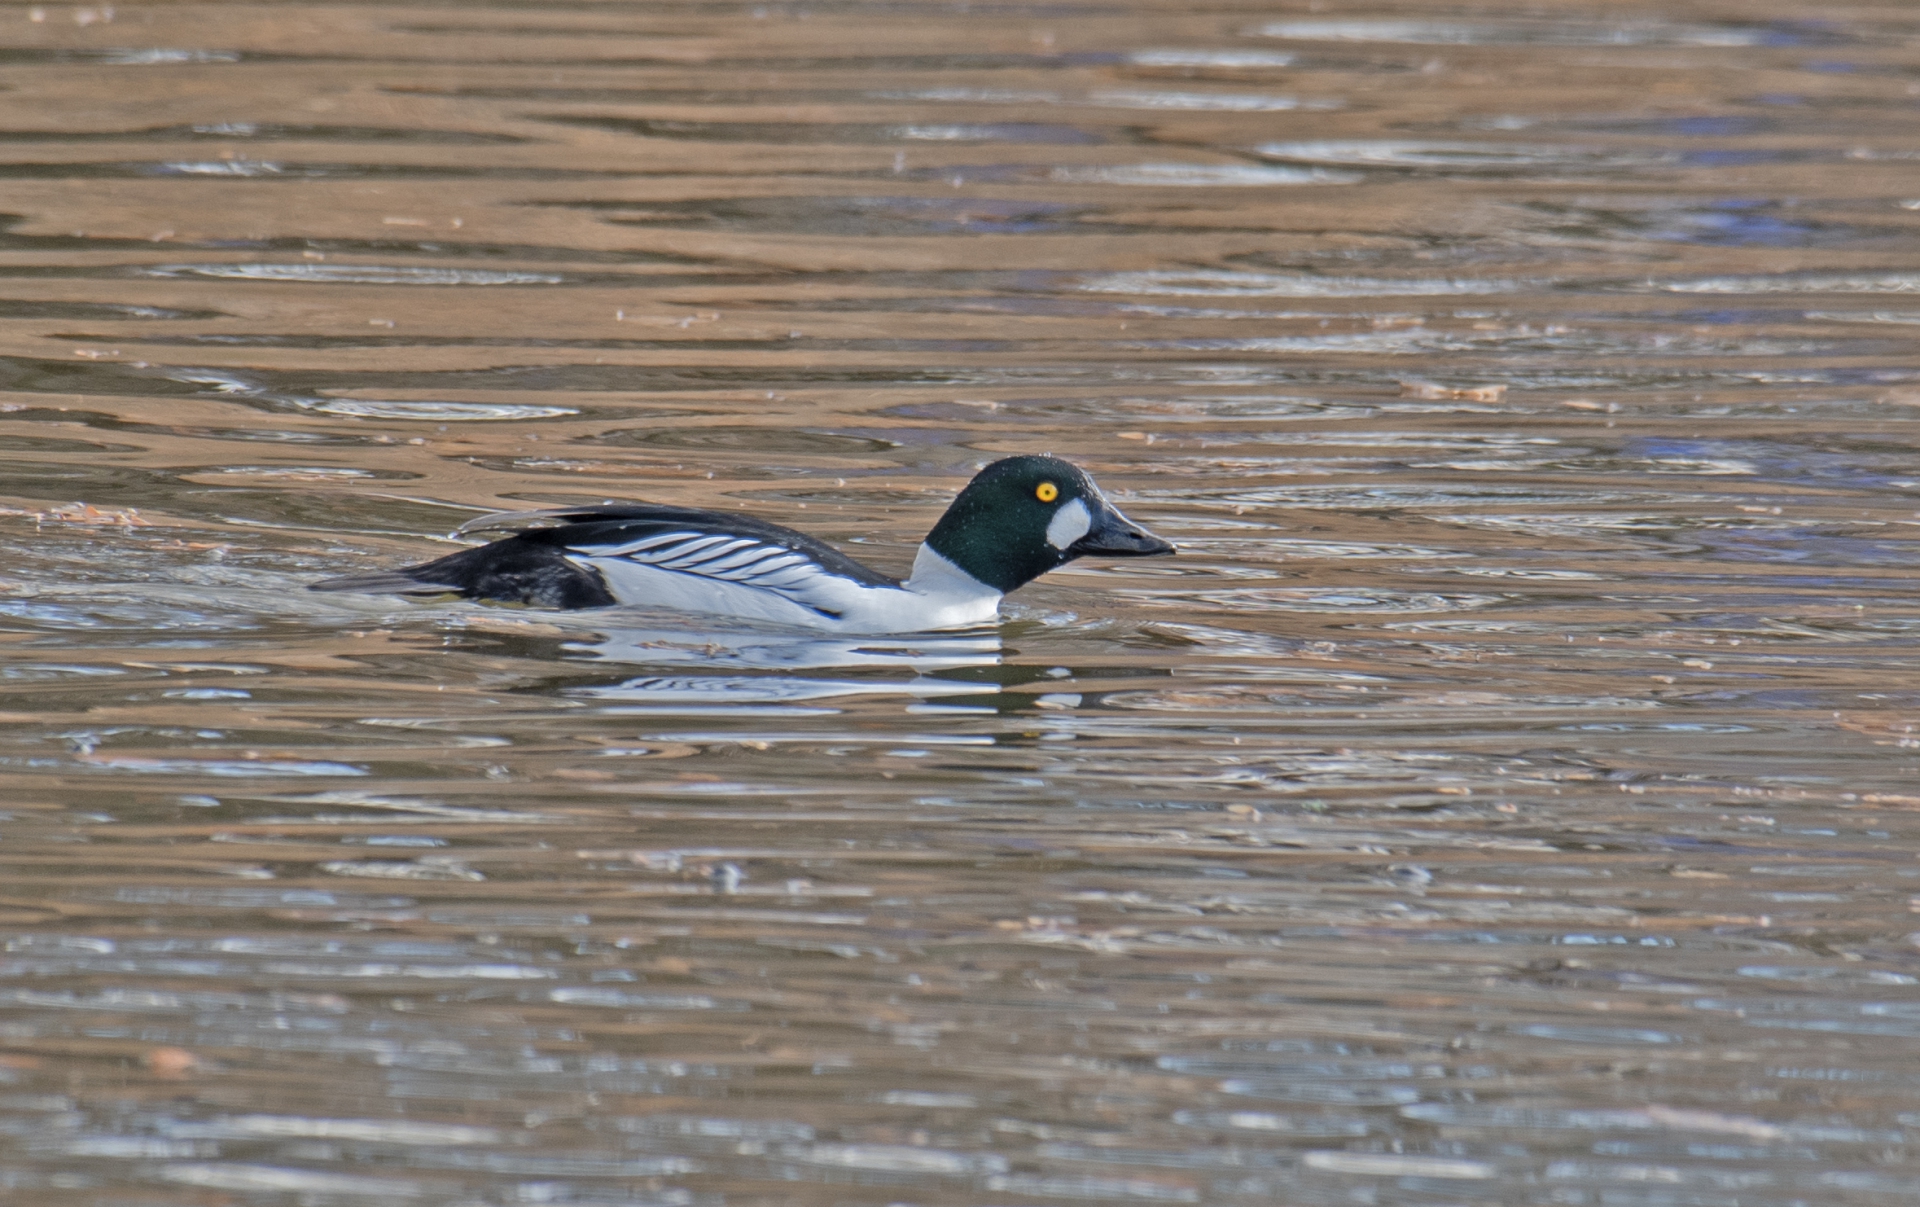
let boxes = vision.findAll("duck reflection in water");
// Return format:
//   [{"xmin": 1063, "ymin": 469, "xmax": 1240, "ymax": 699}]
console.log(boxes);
[{"xmin": 566, "ymin": 624, "xmax": 1007, "ymax": 708}]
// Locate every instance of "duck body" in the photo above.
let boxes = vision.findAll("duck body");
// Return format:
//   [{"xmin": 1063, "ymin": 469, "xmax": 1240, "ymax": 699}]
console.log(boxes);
[{"xmin": 310, "ymin": 455, "xmax": 1172, "ymax": 634}]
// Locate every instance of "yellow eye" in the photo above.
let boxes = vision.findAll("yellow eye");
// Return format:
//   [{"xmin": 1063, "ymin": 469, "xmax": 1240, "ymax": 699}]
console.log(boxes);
[{"xmin": 1035, "ymin": 481, "xmax": 1059, "ymax": 503}]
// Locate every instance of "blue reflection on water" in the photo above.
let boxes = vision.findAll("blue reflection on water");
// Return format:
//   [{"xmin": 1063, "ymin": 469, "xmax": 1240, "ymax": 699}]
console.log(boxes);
[
  {"xmin": 1681, "ymin": 149, "xmax": 1796, "ymax": 167},
  {"xmin": 1644, "ymin": 200, "xmax": 1827, "ymax": 247},
  {"xmin": 1629, "ymin": 436, "xmax": 1920, "ymax": 491},
  {"xmin": 1663, "ymin": 116, "xmax": 1774, "ymax": 137},
  {"xmin": 1657, "ymin": 308, "xmax": 1804, "ymax": 324}
]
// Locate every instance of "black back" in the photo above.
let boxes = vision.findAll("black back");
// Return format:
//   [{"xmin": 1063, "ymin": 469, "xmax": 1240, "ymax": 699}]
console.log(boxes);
[{"xmin": 514, "ymin": 503, "xmax": 900, "ymax": 588}]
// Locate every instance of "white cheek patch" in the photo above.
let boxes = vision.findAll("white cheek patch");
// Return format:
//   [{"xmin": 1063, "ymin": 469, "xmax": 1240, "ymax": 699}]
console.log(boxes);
[{"xmin": 1045, "ymin": 496, "xmax": 1093, "ymax": 550}]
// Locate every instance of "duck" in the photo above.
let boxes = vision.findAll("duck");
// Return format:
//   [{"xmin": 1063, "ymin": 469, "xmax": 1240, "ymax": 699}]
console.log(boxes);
[{"xmin": 309, "ymin": 455, "xmax": 1174, "ymax": 634}]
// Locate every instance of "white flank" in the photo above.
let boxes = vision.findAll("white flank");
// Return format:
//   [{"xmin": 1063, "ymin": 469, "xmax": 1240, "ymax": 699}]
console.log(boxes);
[
  {"xmin": 1045, "ymin": 497, "xmax": 1093, "ymax": 550},
  {"xmin": 578, "ymin": 542, "xmax": 1001, "ymax": 635}
]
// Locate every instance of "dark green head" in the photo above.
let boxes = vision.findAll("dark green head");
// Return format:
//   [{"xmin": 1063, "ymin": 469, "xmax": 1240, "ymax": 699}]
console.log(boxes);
[{"xmin": 922, "ymin": 455, "xmax": 1174, "ymax": 593}]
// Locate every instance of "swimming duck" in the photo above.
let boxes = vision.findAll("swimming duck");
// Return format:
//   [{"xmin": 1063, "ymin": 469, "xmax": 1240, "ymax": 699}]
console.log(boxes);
[{"xmin": 310, "ymin": 455, "xmax": 1173, "ymax": 633}]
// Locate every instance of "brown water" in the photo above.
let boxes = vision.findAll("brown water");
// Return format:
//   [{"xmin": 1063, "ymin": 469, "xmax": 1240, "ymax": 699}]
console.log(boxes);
[{"xmin": 5, "ymin": 1, "xmax": 1920, "ymax": 1203}]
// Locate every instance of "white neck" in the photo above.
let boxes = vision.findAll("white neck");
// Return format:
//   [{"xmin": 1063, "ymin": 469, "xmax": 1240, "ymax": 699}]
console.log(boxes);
[{"xmin": 903, "ymin": 543, "xmax": 1003, "ymax": 627}]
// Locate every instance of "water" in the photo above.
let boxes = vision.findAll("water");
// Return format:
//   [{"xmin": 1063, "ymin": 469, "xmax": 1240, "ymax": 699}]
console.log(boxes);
[{"xmin": 4, "ymin": 2, "xmax": 1920, "ymax": 1203}]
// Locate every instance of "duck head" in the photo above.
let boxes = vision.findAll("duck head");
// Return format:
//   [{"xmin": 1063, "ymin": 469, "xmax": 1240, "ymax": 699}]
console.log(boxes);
[{"xmin": 921, "ymin": 455, "xmax": 1174, "ymax": 593}]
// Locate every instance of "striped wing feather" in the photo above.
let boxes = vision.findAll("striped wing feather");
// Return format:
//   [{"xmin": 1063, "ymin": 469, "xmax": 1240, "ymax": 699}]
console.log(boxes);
[{"xmin": 503, "ymin": 503, "xmax": 899, "ymax": 615}]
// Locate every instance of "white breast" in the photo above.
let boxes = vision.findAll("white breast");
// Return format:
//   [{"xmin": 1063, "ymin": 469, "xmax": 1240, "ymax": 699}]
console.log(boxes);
[{"xmin": 902, "ymin": 544, "xmax": 1004, "ymax": 629}]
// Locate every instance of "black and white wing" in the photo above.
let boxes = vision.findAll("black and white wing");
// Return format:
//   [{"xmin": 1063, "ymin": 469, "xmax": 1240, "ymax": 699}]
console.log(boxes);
[
  {"xmin": 501, "ymin": 503, "xmax": 899, "ymax": 619},
  {"xmin": 312, "ymin": 502, "xmax": 902, "ymax": 618}
]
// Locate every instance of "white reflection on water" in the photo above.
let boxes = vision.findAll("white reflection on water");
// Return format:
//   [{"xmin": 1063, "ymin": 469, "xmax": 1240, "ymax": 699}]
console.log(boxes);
[
  {"xmin": 1077, "ymin": 269, "xmax": 1518, "ymax": 296},
  {"xmin": 98, "ymin": 47, "xmax": 243, "ymax": 64},
  {"xmin": 1085, "ymin": 90, "xmax": 1317, "ymax": 112},
  {"xmin": 1258, "ymin": 140, "xmax": 1676, "ymax": 172},
  {"xmin": 1051, "ymin": 164, "xmax": 1359, "ymax": 187},
  {"xmin": 1126, "ymin": 49, "xmax": 1297, "ymax": 68},
  {"xmin": 143, "ymin": 263, "xmax": 567, "ymax": 286},
  {"xmin": 305, "ymin": 398, "xmax": 578, "ymax": 420},
  {"xmin": 163, "ymin": 367, "xmax": 578, "ymax": 421},
  {"xmin": 1658, "ymin": 272, "xmax": 1920, "ymax": 294},
  {"xmin": 1255, "ymin": 19, "xmax": 1775, "ymax": 46},
  {"xmin": 158, "ymin": 1165, "xmax": 431, "ymax": 1197},
  {"xmin": 575, "ymin": 675, "xmax": 993, "ymax": 703},
  {"xmin": 156, "ymin": 160, "xmax": 284, "ymax": 176},
  {"xmin": 571, "ymin": 623, "xmax": 1003, "ymax": 672}
]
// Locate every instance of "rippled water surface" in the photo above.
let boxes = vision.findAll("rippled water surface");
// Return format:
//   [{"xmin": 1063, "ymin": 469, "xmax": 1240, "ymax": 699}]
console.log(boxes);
[{"xmin": 8, "ymin": 2, "xmax": 1920, "ymax": 1203}]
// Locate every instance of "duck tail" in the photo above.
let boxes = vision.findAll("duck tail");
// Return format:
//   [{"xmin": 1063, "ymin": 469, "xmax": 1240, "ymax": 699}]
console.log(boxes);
[
  {"xmin": 308, "ymin": 568, "xmax": 459, "ymax": 595},
  {"xmin": 309, "ymin": 537, "xmax": 616, "ymax": 609}
]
